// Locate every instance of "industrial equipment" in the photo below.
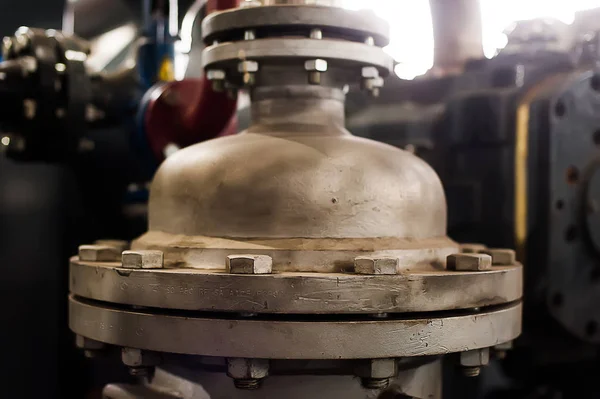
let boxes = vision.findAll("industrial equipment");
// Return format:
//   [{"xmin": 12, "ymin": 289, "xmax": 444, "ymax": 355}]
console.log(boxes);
[
  {"xmin": 348, "ymin": 9, "xmax": 600, "ymax": 399},
  {"xmin": 68, "ymin": 1, "xmax": 522, "ymax": 398}
]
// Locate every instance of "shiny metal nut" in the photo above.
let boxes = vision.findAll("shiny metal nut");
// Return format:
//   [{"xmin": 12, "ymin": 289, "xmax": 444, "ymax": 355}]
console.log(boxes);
[
  {"xmin": 460, "ymin": 243, "xmax": 486, "ymax": 253},
  {"xmin": 362, "ymin": 66, "xmax": 379, "ymax": 79},
  {"xmin": 244, "ymin": 30, "xmax": 256, "ymax": 40},
  {"xmin": 481, "ymin": 249, "xmax": 516, "ymax": 265},
  {"xmin": 447, "ymin": 253, "xmax": 492, "ymax": 271},
  {"xmin": 75, "ymin": 335, "xmax": 104, "ymax": 350},
  {"xmin": 354, "ymin": 358, "xmax": 396, "ymax": 379},
  {"xmin": 227, "ymin": 358, "xmax": 269, "ymax": 379},
  {"xmin": 310, "ymin": 29, "xmax": 323, "ymax": 39},
  {"xmin": 227, "ymin": 255, "xmax": 273, "ymax": 274},
  {"xmin": 95, "ymin": 239, "xmax": 129, "ymax": 253},
  {"xmin": 304, "ymin": 59, "xmax": 328, "ymax": 72},
  {"xmin": 460, "ymin": 348, "xmax": 490, "ymax": 367},
  {"xmin": 206, "ymin": 69, "xmax": 226, "ymax": 81},
  {"xmin": 121, "ymin": 348, "xmax": 161, "ymax": 367},
  {"xmin": 354, "ymin": 257, "xmax": 399, "ymax": 275},
  {"xmin": 122, "ymin": 250, "xmax": 164, "ymax": 269},
  {"xmin": 238, "ymin": 61, "xmax": 259, "ymax": 73},
  {"xmin": 79, "ymin": 245, "xmax": 120, "ymax": 262}
]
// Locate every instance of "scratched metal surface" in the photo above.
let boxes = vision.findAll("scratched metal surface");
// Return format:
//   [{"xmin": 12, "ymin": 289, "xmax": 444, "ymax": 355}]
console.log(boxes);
[
  {"xmin": 69, "ymin": 296, "xmax": 521, "ymax": 359},
  {"xmin": 70, "ymin": 260, "xmax": 522, "ymax": 313}
]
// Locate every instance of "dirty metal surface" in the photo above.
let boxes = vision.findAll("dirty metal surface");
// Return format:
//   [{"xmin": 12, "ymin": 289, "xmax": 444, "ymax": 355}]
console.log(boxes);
[
  {"xmin": 70, "ymin": 259, "xmax": 522, "ymax": 313},
  {"xmin": 69, "ymin": 295, "xmax": 521, "ymax": 359}
]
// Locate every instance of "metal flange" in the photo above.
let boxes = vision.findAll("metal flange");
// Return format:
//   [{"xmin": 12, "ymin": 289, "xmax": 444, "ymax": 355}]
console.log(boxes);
[
  {"xmin": 70, "ymin": 260, "xmax": 522, "ymax": 314},
  {"xmin": 202, "ymin": 38, "xmax": 394, "ymax": 75},
  {"xmin": 201, "ymin": 5, "xmax": 390, "ymax": 47},
  {"xmin": 69, "ymin": 295, "xmax": 521, "ymax": 359}
]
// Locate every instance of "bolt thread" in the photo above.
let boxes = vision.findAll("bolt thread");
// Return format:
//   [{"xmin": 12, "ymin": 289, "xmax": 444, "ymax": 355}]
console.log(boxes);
[
  {"xmin": 361, "ymin": 378, "xmax": 390, "ymax": 389},
  {"xmin": 234, "ymin": 379, "xmax": 262, "ymax": 390},
  {"xmin": 462, "ymin": 366, "xmax": 481, "ymax": 377}
]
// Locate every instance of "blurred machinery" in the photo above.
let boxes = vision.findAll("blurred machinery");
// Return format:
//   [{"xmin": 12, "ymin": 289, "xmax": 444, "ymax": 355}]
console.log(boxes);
[
  {"xmin": 348, "ymin": 7, "xmax": 600, "ymax": 399},
  {"xmin": 64, "ymin": 1, "xmax": 523, "ymax": 399},
  {"xmin": 0, "ymin": 1, "xmax": 236, "ymax": 398}
]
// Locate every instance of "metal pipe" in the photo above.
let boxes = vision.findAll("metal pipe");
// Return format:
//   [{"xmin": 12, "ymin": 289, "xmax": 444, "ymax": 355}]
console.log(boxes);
[{"xmin": 429, "ymin": 0, "xmax": 484, "ymax": 75}]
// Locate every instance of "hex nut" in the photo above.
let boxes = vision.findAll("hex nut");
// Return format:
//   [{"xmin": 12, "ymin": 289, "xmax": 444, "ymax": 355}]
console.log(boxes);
[
  {"xmin": 227, "ymin": 255, "xmax": 273, "ymax": 274},
  {"xmin": 494, "ymin": 341, "xmax": 513, "ymax": 351},
  {"xmin": 75, "ymin": 335, "xmax": 104, "ymax": 350},
  {"xmin": 304, "ymin": 59, "xmax": 328, "ymax": 72},
  {"xmin": 354, "ymin": 358, "xmax": 397, "ymax": 379},
  {"xmin": 355, "ymin": 257, "xmax": 399, "ymax": 275},
  {"xmin": 362, "ymin": 66, "xmax": 379, "ymax": 79},
  {"xmin": 447, "ymin": 253, "xmax": 492, "ymax": 272},
  {"xmin": 460, "ymin": 348, "xmax": 490, "ymax": 367},
  {"xmin": 481, "ymin": 249, "xmax": 516, "ymax": 265},
  {"xmin": 79, "ymin": 244, "xmax": 120, "ymax": 262},
  {"xmin": 206, "ymin": 69, "xmax": 226, "ymax": 81},
  {"xmin": 122, "ymin": 250, "xmax": 164, "ymax": 269},
  {"xmin": 459, "ymin": 243, "xmax": 486, "ymax": 253},
  {"xmin": 227, "ymin": 358, "xmax": 269, "ymax": 379},
  {"xmin": 121, "ymin": 348, "xmax": 161, "ymax": 367},
  {"xmin": 95, "ymin": 239, "xmax": 129, "ymax": 253},
  {"xmin": 238, "ymin": 61, "xmax": 259, "ymax": 73},
  {"xmin": 310, "ymin": 29, "xmax": 323, "ymax": 39}
]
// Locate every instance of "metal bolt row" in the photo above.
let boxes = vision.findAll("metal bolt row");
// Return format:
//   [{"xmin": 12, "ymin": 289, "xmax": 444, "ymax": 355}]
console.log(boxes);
[
  {"xmin": 205, "ymin": 28, "xmax": 381, "ymax": 95},
  {"xmin": 78, "ymin": 243, "xmax": 514, "ymax": 274}
]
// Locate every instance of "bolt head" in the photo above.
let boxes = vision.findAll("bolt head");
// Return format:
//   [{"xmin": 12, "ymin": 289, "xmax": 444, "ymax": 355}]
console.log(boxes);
[
  {"xmin": 2, "ymin": 36, "xmax": 13, "ymax": 58},
  {"xmin": 75, "ymin": 335, "xmax": 104, "ymax": 350},
  {"xmin": 244, "ymin": 30, "xmax": 256, "ymax": 40},
  {"xmin": 354, "ymin": 257, "xmax": 399, "ymax": 275},
  {"xmin": 481, "ymin": 249, "xmax": 516, "ymax": 265},
  {"xmin": 304, "ymin": 59, "xmax": 328, "ymax": 72},
  {"xmin": 79, "ymin": 244, "xmax": 120, "ymax": 262},
  {"xmin": 460, "ymin": 348, "xmax": 490, "ymax": 367},
  {"xmin": 355, "ymin": 358, "xmax": 396, "ymax": 379},
  {"xmin": 310, "ymin": 29, "xmax": 323, "ymax": 40},
  {"xmin": 122, "ymin": 250, "xmax": 164, "ymax": 269},
  {"xmin": 447, "ymin": 253, "xmax": 492, "ymax": 271},
  {"xmin": 238, "ymin": 61, "xmax": 259, "ymax": 73},
  {"xmin": 121, "ymin": 348, "xmax": 161, "ymax": 367},
  {"xmin": 227, "ymin": 358, "xmax": 269, "ymax": 379},
  {"xmin": 227, "ymin": 255, "xmax": 273, "ymax": 274},
  {"xmin": 362, "ymin": 66, "xmax": 379, "ymax": 79},
  {"xmin": 206, "ymin": 69, "xmax": 226, "ymax": 81}
]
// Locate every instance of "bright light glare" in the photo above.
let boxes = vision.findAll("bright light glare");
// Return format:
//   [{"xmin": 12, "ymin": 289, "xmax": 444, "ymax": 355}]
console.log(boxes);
[
  {"xmin": 342, "ymin": 0, "xmax": 434, "ymax": 80},
  {"xmin": 341, "ymin": 0, "xmax": 600, "ymax": 79},
  {"xmin": 480, "ymin": 0, "xmax": 600, "ymax": 58}
]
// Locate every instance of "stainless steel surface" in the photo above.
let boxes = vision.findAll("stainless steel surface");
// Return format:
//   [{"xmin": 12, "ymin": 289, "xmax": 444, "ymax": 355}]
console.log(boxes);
[
  {"xmin": 69, "ymin": 260, "xmax": 522, "ymax": 313},
  {"xmin": 69, "ymin": 296, "xmax": 521, "ymax": 359}
]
